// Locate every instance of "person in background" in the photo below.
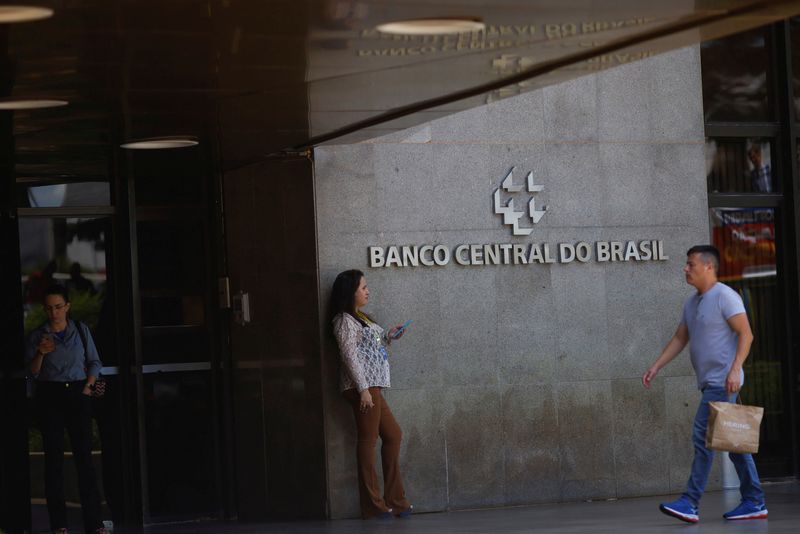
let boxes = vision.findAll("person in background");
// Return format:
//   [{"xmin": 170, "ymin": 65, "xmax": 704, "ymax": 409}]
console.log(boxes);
[
  {"xmin": 25, "ymin": 284, "xmax": 108, "ymax": 534},
  {"xmin": 24, "ymin": 260, "xmax": 57, "ymax": 305},
  {"xmin": 747, "ymin": 143, "xmax": 772, "ymax": 193},
  {"xmin": 67, "ymin": 262, "xmax": 95, "ymax": 295}
]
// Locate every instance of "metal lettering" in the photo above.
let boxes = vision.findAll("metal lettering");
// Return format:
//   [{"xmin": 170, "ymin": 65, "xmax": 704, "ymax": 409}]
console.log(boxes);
[
  {"xmin": 420, "ymin": 245, "xmax": 435, "ymax": 266},
  {"xmin": 624, "ymin": 241, "xmax": 641, "ymax": 261},
  {"xmin": 455, "ymin": 244, "xmax": 470, "ymax": 265},
  {"xmin": 370, "ymin": 247, "xmax": 385, "ymax": 268},
  {"xmin": 500, "ymin": 244, "xmax": 513, "ymax": 264},
  {"xmin": 433, "ymin": 245, "xmax": 450, "ymax": 266},
  {"xmin": 639, "ymin": 241, "xmax": 652, "ymax": 260},
  {"xmin": 484, "ymin": 244, "xmax": 500, "ymax": 265},
  {"xmin": 543, "ymin": 243, "xmax": 556, "ymax": 264},
  {"xmin": 559, "ymin": 243, "xmax": 576, "ymax": 263},
  {"xmin": 367, "ymin": 240, "xmax": 668, "ymax": 268},
  {"xmin": 513, "ymin": 244, "xmax": 527, "ymax": 264},
  {"xmin": 385, "ymin": 246, "xmax": 403, "ymax": 267},
  {"xmin": 402, "ymin": 246, "xmax": 420, "ymax": 267},
  {"xmin": 528, "ymin": 244, "xmax": 544, "ymax": 263},
  {"xmin": 610, "ymin": 241, "xmax": 624, "ymax": 261},
  {"xmin": 597, "ymin": 242, "xmax": 610, "ymax": 262},
  {"xmin": 657, "ymin": 240, "xmax": 668, "ymax": 260},
  {"xmin": 575, "ymin": 242, "xmax": 591, "ymax": 262},
  {"xmin": 470, "ymin": 244, "xmax": 484, "ymax": 265}
]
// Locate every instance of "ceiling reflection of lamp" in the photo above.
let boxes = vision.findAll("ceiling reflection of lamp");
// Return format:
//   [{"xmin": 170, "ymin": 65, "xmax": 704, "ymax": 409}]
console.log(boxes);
[
  {"xmin": 0, "ymin": 99, "xmax": 68, "ymax": 110},
  {"xmin": 120, "ymin": 136, "xmax": 199, "ymax": 150},
  {"xmin": 376, "ymin": 18, "xmax": 485, "ymax": 36},
  {"xmin": 0, "ymin": 6, "xmax": 54, "ymax": 23}
]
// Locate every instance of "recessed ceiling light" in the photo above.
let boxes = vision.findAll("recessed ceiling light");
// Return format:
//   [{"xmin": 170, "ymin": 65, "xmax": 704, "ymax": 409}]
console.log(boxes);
[
  {"xmin": 0, "ymin": 6, "xmax": 54, "ymax": 24},
  {"xmin": 120, "ymin": 136, "xmax": 199, "ymax": 150},
  {"xmin": 376, "ymin": 18, "xmax": 485, "ymax": 36},
  {"xmin": 0, "ymin": 99, "xmax": 68, "ymax": 110}
]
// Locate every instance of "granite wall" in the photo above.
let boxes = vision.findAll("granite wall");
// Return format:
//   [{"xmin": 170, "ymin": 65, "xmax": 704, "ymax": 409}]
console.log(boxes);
[{"xmin": 314, "ymin": 45, "xmax": 721, "ymax": 518}]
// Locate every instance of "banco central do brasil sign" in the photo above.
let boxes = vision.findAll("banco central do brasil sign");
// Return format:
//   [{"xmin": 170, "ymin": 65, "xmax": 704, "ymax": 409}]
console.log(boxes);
[{"xmin": 367, "ymin": 167, "xmax": 669, "ymax": 269}]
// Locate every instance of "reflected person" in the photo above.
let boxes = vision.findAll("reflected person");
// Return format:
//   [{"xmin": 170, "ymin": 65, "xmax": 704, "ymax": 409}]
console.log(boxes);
[
  {"xmin": 330, "ymin": 270, "xmax": 413, "ymax": 519},
  {"xmin": 68, "ymin": 262, "xmax": 95, "ymax": 295},
  {"xmin": 747, "ymin": 144, "xmax": 771, "ymax": 193},
  {"xmin": 25, "ymin": 284, "xmax": 108, "ymax": 534}
]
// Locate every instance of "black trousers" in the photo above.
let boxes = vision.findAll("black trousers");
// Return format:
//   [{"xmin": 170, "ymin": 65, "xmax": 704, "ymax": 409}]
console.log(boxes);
[{"xmin": 36, "ymin": 381, "xmax": 103, "ymax": 533}]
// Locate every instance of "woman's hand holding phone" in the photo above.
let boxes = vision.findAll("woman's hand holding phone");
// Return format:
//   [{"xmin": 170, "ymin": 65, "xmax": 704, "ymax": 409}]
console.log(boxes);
[{"xmin": 390, "ymin": 320, "xmax": 413, "ymax": 340}]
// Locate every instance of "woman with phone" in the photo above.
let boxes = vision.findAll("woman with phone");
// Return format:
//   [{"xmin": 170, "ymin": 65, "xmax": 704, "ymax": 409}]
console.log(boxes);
[
  {"xmin": 330, "ymin": 269, "xmax": 413, "ymax": 519},
  {"xmin": 25, "ymin": 284, "xmax": 108, "ymax": 534}
]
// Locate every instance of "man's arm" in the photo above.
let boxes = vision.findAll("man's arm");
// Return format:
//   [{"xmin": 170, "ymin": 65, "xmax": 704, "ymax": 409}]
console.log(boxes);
[
  {"xmin": 725, "ymin": 312, "xmax": 754, "ymax": 394},
  {"xmin": 642, "ymin": 323, "xmax": 689, "ymax": 388}
]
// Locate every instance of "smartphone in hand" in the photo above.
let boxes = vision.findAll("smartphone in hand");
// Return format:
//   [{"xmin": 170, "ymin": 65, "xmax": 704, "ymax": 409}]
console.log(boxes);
[{"xmin": 391, "ymin": 320, "xmax": 413, "ymax": 339}]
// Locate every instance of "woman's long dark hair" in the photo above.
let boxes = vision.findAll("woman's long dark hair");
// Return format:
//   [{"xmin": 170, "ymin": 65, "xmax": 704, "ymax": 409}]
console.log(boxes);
[{"xmin": 330, "ymin": 269, "xmax": 369, "ymax": 326}]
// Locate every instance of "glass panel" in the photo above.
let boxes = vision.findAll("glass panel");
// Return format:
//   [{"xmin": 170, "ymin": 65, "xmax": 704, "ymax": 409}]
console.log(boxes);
[
  {"xmin": 19, "ymin": 217, "xmax": 114, "ymax": 361},
  {"xmin": 18, "ymin": 216, "xmax": 116, "ymax": 531},
  {"xmin": 790, "ymin": 17, "xmax": 800, "ymax": 120},
  {"xmin": 19, "ymin": 182, "xmax": 111, "ymax": 208},
  {"xmin": 706, "ymin": 138, "xmax": 775, "ymax": 193},
  {"xmin": 710, "ymin": 207, "xmax": 792, "ymax": 475},
  {"xmin": 132, "ymin": 151, "xmax": 205, "ymax": 206},
  {"xmin": 701, "ymin": 27, "xmax": 773, "ymax": 122},
  {"xmin": 137, "ymin": 218, "xmax": 209, "ymax": 365},
  {"xmin": 137, "ymin": 220, "xmax": 206, "ymax": 295},
  {"xmin": 141, "ymin": 328, "xmax": 210, "ymax": 365},
  {"xmin": 144, "ymin": 371, "xmax": 217, "ymax": 517}
]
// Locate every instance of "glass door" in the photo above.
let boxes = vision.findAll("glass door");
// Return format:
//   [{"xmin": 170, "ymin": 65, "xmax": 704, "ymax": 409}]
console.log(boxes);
[
  {"xmin": 18, "ymin": 212, "xmax": 120, "ymax": 532},
  {"xmin": 127, "ymin": 145, "xmax": 223, "ymax": 523},
  {"xmin": 709, "ymin": 206, "xmax": 793, "ymax": 475},
  {"xmin": 705, "ymin": 136, "xmax": 794, "ymax": 476}
]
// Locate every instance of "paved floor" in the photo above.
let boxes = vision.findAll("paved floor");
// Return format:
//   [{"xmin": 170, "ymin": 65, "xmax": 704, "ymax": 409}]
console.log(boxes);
[
  {"xmin": 31, "ymin": 481, "xmax": 800, "ymax": 533},
  {"xmin": 142, "ymin": 481, "xmax": 800, "ymax": 533}
]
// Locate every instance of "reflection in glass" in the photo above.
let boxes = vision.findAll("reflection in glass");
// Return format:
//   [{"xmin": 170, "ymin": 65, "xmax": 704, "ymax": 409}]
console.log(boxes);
[
  {"xmin": 133, "ymin": 150, "xmax": 205, "ymax": 206},
  {"xmin": 790, "ymin": 17, "xmax": 800, "ymax": 119},
  {"xmin": 19, "ymin": 217, "xmax": 110, "ymax": 336},
  {"xmin": 144, "ymin": 372, "xmax": 216, "ymax": 517},
  {"xmin": 137, "ymin": 220, "xmax": 205, "ymax": 293},
  {"xmin": 24, "ymin": 182, "xmax": 111, "ymax": 207},
  {"xmin": 19, "ymin": 216, "xmax": 117, "ymax": 529},
  {"xmin": 706, "ymin": 138, "xmax": 774, "ymax": 193},
  {"xmin": 710, "ymin": 207, "xmax": 787, "ymax": 475},
  {"xmin": 701, "ymin": 27, "xmax": 772, "ymax": 122}
]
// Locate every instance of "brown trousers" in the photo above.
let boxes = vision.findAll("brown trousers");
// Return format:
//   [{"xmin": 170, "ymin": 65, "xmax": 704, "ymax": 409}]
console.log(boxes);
[{"xmin": 343, "ymin": 387, "xmax": 410, "ymax": 518}]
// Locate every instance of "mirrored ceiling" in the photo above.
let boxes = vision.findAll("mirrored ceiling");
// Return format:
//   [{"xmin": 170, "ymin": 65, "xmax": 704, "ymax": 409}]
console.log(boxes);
[{"xmin": 2, "ymin": 0, "xmax": 800, "ymax": 177}]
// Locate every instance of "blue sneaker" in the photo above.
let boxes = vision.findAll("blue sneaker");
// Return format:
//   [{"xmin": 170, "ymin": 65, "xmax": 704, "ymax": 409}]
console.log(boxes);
[
  {"xmin": 723, "ymin": 501, "xmax": 768, "ymax": 520},
  {"xmin": 659, "ymin": 498, "xmax": 699, "ymax": 523}
]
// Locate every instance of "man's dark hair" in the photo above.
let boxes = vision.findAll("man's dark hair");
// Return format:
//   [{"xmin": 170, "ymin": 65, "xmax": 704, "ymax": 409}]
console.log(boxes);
[
  {"xmin": 43, "ymin": 283, "xmax": 70, "ymax": 304},
  {"xmin": 687, "ymin": 245, "xmax": 720, "ymax": 274},
  {"xmin": 330, "ymin": 269, "xmax": 368, "ymax": 326}
]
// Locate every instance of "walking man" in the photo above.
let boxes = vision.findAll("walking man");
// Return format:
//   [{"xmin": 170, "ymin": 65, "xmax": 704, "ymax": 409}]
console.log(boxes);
[{"xmin": 642, "ymin": 245, "xmax": 767, "ymax": 523}]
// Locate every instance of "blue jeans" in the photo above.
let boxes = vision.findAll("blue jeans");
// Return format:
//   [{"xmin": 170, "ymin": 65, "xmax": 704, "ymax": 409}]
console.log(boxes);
[{"xmin": 683, "ymin": 387, "xmax": 765, "ymax": 507}]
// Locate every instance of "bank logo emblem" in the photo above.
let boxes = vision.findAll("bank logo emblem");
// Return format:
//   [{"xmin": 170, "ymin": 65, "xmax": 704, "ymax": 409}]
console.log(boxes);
[{"xmin": 493, "ymin": 167, "xmax": 547, "ymax": 235}]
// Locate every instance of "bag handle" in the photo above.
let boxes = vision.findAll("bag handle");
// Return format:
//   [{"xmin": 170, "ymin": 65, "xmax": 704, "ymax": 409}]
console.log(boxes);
[{"xmin": 75, "ymin": 320, "xmax": 89, "ymax": 365}]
